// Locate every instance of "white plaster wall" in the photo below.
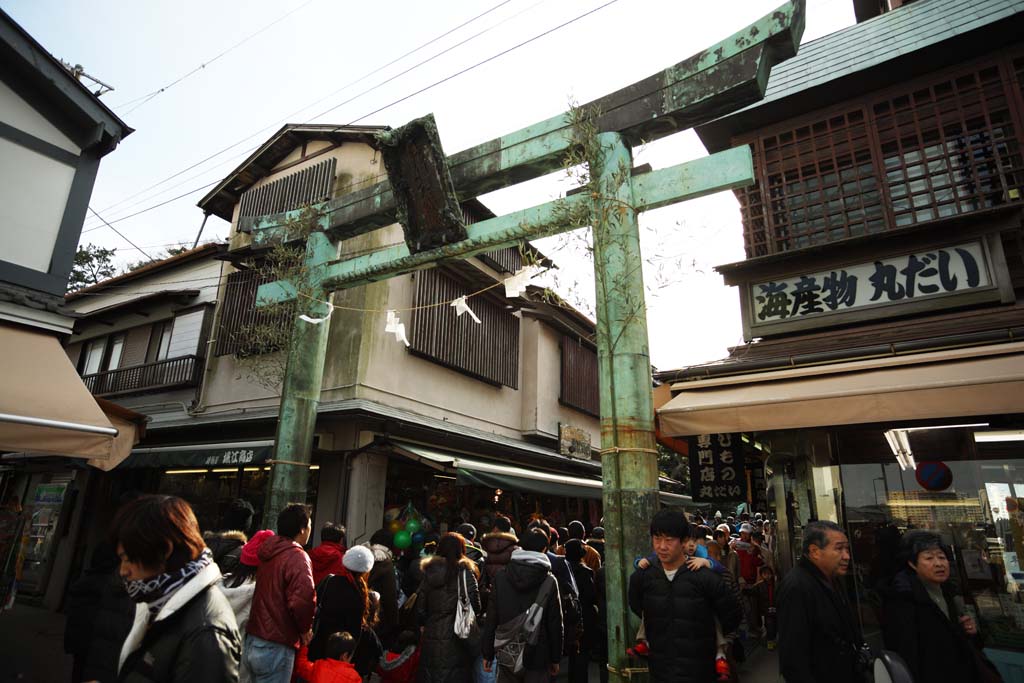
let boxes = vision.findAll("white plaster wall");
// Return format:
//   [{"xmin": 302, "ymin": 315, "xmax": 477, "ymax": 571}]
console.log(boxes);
[
  {"xmin": 0, "ymin": 137, "xmax": 75, "ymax": 272},
  {"xmin": 0, "ymin": 78, "xmax": 80, "ymax": 154},
  {"xmin": 356, "ymin": 272, "xmax": 526, "ymax": 439}
]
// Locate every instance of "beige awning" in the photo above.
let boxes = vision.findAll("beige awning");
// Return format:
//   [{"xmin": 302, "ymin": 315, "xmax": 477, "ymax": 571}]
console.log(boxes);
[
  {"xmin": 658, "ymin": 342, "xmax": 1024, "ymax": 437},
  {"xmin": 0, "ymin": 324, "xmax": 122, "ymax": 460}
]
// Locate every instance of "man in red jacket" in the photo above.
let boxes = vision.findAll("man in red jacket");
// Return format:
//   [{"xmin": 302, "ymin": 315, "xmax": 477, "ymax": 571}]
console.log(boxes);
[
  {"xmin": 309, "ymin": 522, "xmax": 347, "ymax": 586},
  {"xmin": 243, "ymin": 503, "xmax": 316, "ymax": 683}
]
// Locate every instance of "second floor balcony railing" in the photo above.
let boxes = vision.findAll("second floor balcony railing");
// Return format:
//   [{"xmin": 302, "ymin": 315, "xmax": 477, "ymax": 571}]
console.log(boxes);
[{"xmin": 82, "ymin": 355, "xmax": 201, "ymax": 397}]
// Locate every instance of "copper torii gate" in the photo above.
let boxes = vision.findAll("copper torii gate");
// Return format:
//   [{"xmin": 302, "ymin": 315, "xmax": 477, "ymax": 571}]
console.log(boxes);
[{"xmin": 245, "ymin": 3, "xmax": 804, "ymax": 679}]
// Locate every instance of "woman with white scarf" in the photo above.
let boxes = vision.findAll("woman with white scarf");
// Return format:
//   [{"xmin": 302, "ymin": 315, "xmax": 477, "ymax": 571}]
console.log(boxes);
[{"xmin": 110, "ymin": 495, "xmax": 241, "ymax": 683}]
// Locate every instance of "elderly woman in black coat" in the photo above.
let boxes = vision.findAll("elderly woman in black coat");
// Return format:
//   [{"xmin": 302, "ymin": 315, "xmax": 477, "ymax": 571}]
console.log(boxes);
[
  {"xmin": 883, "ymin": 530, "xmax": 1002, "ymax": 683},
  {"xmin": 417, "ymin": 532, "xmax": 482, "ymax": 683}
]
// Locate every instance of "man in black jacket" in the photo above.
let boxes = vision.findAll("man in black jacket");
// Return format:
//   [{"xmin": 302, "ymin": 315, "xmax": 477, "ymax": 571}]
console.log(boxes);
[
  {"xmin": 628, "ymin": 509, "xmax": 742, "ymax": 683},
  {"xmin": 482, "ymin": 530, "xmax": 563, "ymax": 682},
  {"xmin": 777, "ymin": 520, "xmax": 860, "ymax": 683}
]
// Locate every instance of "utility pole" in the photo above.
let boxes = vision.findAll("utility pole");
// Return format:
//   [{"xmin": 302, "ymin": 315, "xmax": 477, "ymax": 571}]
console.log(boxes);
[{"xmin": 243, "ymin": 3, "xmax": 805, "ymax": 679}]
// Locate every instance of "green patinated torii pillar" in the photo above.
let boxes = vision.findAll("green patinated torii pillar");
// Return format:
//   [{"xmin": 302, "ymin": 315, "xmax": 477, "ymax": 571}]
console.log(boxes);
[{"xmin": 245, "ymin": 4, "xmax": 805, "ymax": 680}]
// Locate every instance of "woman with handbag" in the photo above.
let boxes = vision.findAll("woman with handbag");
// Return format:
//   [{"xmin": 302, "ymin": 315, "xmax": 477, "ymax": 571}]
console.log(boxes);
[
  {"xmin": 417, "ymin": 532, "xmax": 482, "ymax": 683},
  {"xmin": 308, "ymin": 545, "xmax": 383, "ymax": 679},
  {"xmin": 883, "ymin": 531, "xmax": 1003, "ymax": 683}
]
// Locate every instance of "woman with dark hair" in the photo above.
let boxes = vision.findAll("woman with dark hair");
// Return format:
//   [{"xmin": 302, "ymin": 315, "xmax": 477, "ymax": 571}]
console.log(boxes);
[
  {"xmin": 417, "ymin": 532, "xmax": 482, "ymax": 683},
  {"xmin": 309, "ymin": 545, "xmax": 382, "ymax": 678},
  {"xmin": 367, "ymin": 528, "xmax": 400, "ymax": 649},
  {"xmin": 220, "ymin": 529, "xmax": 274, "ymax": 639},
  {"xmin": 112, "ymin": 494, "xmax": 240, "ymax": 682},
  {"xmin": 883, "ymin": 530, "xmax": 1003, "ymax": 683}
]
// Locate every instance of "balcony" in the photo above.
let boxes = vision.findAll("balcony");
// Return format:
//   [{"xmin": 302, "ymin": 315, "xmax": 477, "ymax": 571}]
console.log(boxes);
[{"xmin": 82, "ymin": 355, "xmax": 201, "ymax": 397}]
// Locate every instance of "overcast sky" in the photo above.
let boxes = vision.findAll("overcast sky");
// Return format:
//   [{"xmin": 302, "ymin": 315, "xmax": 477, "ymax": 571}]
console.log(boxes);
[{"xmin": 5, "ymin": 0, "xmax": 854, "ymax": 370}]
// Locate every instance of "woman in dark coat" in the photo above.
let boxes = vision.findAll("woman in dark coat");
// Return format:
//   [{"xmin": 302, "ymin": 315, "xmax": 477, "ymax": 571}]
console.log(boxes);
[
  {"xmin": 417, "ymin": 532, "xmax": 482, "ymax": 683},
  {"xmin": 883, "ymin": 530, "xmax": 1002, "ymax": 683},
  {"xmin": 309, "ymin": 545, "xmax": 383, "ymax": 678},
  {"xmin": 563, "ymin": 540, "xmax": 597, "ymax": 683},
  {"xmin": 367, "ymin": 529, "xmax": 400, "ymax": 650},
  {"xmin": 112, "ymin": 495, "xmax": 240, "ymax": 683}
]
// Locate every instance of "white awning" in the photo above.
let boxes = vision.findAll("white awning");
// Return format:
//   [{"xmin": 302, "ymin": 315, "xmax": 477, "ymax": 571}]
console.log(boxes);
[{"xmin": 658, "ymin": 342, "xmax": 1024, "ymax": 437}]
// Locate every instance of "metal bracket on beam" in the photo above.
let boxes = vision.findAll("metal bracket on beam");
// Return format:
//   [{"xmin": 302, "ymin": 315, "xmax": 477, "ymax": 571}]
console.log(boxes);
[{"xmin": 376, "ymin": 114, "xmax": 467, "ymax": 254}]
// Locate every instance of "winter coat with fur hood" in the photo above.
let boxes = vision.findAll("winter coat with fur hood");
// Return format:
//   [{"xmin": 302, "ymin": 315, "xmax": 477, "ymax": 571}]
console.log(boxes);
[
  {"xmin": 117, "ymin": 561, "xmax": 240, "ymax": 683},
  {"xmin": 205, "ymin": 531, "xmax": 247, "ymax": 578},
  {"xmin": 480, "ymin": 532, "xmax": 517, "ymax": 583},
  {"xmin": 416, "ymin": 555, "xmax": 482, "ymax": 683}
]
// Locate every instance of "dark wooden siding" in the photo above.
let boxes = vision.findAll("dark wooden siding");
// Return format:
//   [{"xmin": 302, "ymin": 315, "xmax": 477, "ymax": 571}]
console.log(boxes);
[
  {"xmin": 560, "ymin": 335, "xmax": 599, "ymax": 416},
  {"xmin": 237, "ymin": 157, "xmax": 337, "ymax": 221},
  {"xmin": 410, "ymin": 269, "xmax": 519, "ymax": 388},
  {"xmin": 737, "ymin": 51, "xmax": 1024, "ymax": 257},
  {"xmin": 214, "ymin": 269, "xmax": 289, "ymax": 356}
]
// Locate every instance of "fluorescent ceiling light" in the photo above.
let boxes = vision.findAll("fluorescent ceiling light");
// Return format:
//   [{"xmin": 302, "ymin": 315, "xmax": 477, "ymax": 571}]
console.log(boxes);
[
  {"xmin": 904, "ymin": 423, "xmax": 989, "ymax": 432},
  {"xmin": 975, "ymin": 430, "xmax": 1024, "ymax": 443},
  {"xmin": 884, "ymin": 429, "xmax": 914, "ymax": 471}
]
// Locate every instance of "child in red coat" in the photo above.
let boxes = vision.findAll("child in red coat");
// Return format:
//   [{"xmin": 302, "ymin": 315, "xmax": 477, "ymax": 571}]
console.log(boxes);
[
  {"xmin": 377, "ymin": 630, "xmax": 420, "ymax": 683},
  {"xmin": 295, "ymin": 632, "xmax": 362, "ymax": 683}
]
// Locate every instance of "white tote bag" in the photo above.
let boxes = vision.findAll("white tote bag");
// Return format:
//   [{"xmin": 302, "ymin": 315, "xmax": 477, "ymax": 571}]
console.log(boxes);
[{"xmin": 454, "ymin": 568, "xmax": 476, "ymax": 639}]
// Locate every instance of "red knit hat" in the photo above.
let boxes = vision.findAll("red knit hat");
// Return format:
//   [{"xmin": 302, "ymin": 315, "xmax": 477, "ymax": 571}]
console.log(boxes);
[{"xmin": 240, "ymin": 529, "xmax": 275, "ymax": 567}]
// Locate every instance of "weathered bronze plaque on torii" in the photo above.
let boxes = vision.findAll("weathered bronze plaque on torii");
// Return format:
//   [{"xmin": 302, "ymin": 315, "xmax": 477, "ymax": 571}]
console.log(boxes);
[{"xmin": 376, "ymin": 114, "xmax": 467, "ymax": 253}]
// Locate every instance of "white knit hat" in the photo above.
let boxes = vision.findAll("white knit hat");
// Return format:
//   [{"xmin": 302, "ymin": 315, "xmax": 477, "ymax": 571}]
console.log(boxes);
[{"xmin": 343, "ymin": 545, "xmax": 375, "ymax": 574}]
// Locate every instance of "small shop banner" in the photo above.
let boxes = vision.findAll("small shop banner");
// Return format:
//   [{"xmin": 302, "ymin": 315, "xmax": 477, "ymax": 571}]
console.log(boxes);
[{"xmin": 688, "ymin": 433, "xmax": 744, "ymax": 502}]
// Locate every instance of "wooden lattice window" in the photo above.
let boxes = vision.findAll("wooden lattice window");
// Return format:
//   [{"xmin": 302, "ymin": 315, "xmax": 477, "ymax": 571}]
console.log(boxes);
[
  {"xmin": 214, "ymin": 269, "xmax": 289, "ymax": 356},
  {"xmin": 754, "ymin": 109, "xmax": 884, "ymax": 255},
  {"xmin": 738, "ymin": 55, "xmax": 1024, "ymax": 257},
  {"xmin": 559, "ymin": 335, "xmax": 599, "ymax": 416},
  {"xmin": 410, "ymin": 269, "xmax": 519, "ymax": 388},
  {"xmin": 874, "ymin": 65, "xmax": 1024, "ymax": 228}
]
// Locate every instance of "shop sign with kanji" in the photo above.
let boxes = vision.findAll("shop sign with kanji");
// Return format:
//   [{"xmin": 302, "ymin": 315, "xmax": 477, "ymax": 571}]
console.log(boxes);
[
  {"xmin": 744, "ymin": 239, "xmax": 1007, "ymax": 337},
  {"xmin": 745, "ymin": 460, "xmax": 768, "ymax": 510},
  {"xmin": 689, "ymin": 433, "xmax": 745, "ymax": 502}
]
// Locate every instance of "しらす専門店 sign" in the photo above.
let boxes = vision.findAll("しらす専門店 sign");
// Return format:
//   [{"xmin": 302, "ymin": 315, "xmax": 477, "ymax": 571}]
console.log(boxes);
[{"xmin": 689, "ymin": 434, "xmax": 745, "ymax": 502}]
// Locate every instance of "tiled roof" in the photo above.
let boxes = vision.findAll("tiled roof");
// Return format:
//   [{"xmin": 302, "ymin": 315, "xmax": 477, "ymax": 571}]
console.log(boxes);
[
  {"xmin": 752, "ymin": 0, "xmax": 1024, "ymax": 109},
  {"xmin": 697, "ymin": 0, "xmax": 1024, "ymax": 150}
]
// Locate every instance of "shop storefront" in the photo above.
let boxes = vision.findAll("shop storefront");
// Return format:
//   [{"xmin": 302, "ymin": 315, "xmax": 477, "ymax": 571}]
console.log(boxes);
[
  {"xmin": 382, "ymin": 439, "xmax": 689, "ymax": 536},
  {"xmin": 658, "ymin": 342, "xmax": 1024, "ymax": 679},
  {"xmin": 117, "ymin": 441, "xmax": 319, "ymax": 533}
]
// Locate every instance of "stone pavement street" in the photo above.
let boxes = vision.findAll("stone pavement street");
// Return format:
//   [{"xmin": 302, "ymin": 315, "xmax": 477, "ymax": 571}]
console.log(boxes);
[
  {"xmin": 735, "ymin": 644, "xmax": 781, "ymax": 683},
  {"xmin": 0, "ymin": 601, "xmax": 782, "ymax": 683},
  {"xmin": 0, "ymin": 604, "xmax": 71, "ymax": 683}
]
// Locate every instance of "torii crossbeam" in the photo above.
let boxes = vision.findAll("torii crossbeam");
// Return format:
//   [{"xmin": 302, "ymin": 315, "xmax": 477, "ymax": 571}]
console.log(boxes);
[{"xmin": 244, "ymin": 3, "xmax": 804, "ymax": 680}]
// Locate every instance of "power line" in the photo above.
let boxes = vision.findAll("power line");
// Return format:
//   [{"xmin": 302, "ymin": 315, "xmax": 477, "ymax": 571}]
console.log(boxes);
[
  {"xmin": 345, "ymin": 0, "xmax": 621, "ymax": 126},
  {"xmin": 87, "ymin": 207, "xmax": 156, "ymax": 261},
  {"xmin": 82, "ymin": 0, "xmax": 619, "ymax": 238},
  {"xmin": 82, "ymin": 181, "xmax": 219, "ymax": 232},
  {"xmin": 115, "ymin": 0, "xmax": 318, "ymax": 115},
  {"xmin": 304, "ymin": 0, "xmax": 546, "ymax": 122},
  {"xmin": 84, "ymin": 0, "xmax": 543, "ymax": 232},
  {"xmin": 87, "ymin": 0, "xmax": 522, "ymax": 227}
]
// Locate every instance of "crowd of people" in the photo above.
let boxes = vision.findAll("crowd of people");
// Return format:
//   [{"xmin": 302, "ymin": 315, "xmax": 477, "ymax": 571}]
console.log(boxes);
[{"xmin": 61, "ymin": 494, "xmax": 1005, "ymax": 683}]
